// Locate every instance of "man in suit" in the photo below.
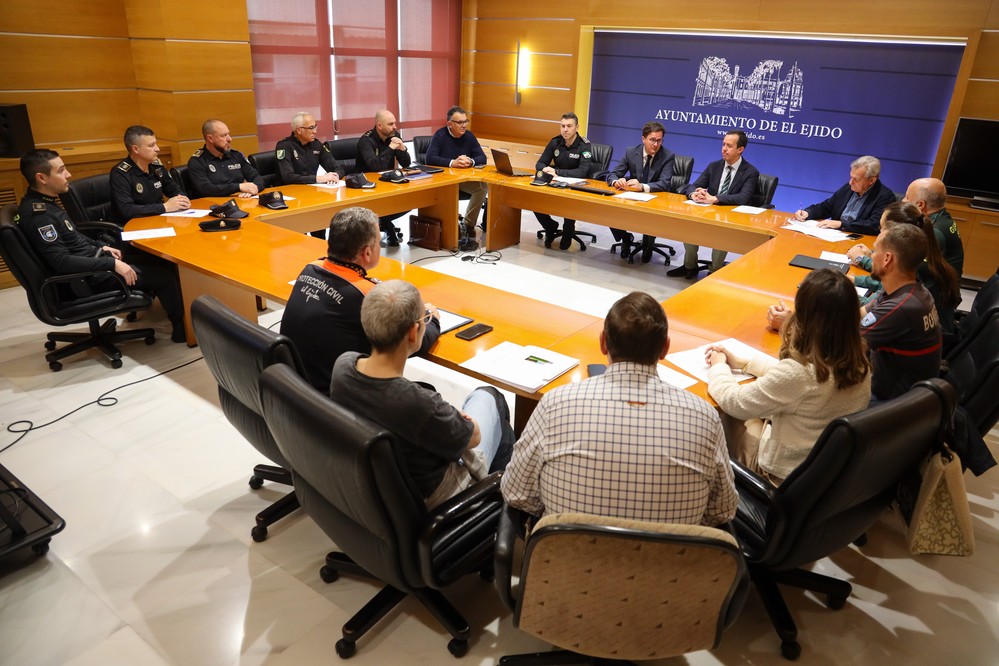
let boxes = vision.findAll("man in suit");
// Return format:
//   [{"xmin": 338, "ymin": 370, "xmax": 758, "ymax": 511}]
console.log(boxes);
[
  {"xmin": 605, "ymin": 121, "xmax": 676, "ymax": 263},
  {"xmin": 668, "ymin": 130, "xmax": 760, "ymax": 279},
  {"xmin": 794, "ymin": 155, "xmax": 895, "ymax": 236}
]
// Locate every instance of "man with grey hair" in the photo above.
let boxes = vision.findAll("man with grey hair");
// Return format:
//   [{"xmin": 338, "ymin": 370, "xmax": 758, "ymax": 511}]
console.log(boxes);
[
  {"xmin": 331, "ymin": 279, "xmax": 513, "ymax": 507},
  {"xmin": 275, "ymin": 111, "xmax": 344, "ymax": 186},
  {"xmin": 794, "ymin": 155, "xmax": 895, "ymax": 235},
  {"xmin": 281, "ymin": 207, "xmax": 440, "ymax": 391},
  {"xmin": 903, "ymin": 177, "xmax": 964, "ymax": 275},
  {"xmin": 187, "ymin": 119, "xmax": 265, "ymax": 198}
]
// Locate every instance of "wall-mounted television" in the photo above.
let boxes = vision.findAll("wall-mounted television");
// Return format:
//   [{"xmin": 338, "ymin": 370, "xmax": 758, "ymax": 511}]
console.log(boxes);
[{"xmin": 942, "ymin": 117, "xmax": 999, "ymax": 210}]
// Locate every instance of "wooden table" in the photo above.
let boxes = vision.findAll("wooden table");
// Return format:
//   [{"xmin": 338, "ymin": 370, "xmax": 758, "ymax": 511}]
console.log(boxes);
[{"xmin": 127, "ymin": 169, "xmax": 867, "ymax": 426}]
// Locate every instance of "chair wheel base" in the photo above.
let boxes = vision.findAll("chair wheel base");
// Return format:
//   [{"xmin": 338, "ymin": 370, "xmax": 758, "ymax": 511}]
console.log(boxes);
[
  {"xmin": 781, "ymin": 640, "xmax": 801, "ymax": 660},
  {"xmin": 826, "ymin": 594, "xmax": 847, "ymax": 610},
  {"xmin": 251, "ymin": 525, "xmax": 267, "ymax": 542},
  {"xmin": 447, "ymin": 638, "xmax": 468, "ymax": 658},
  {"xmin": 248, "ymin": 475, "xmax": 263, "ymax": 490},
  {"xmin": 49, "ymin": 361, "xmax": 62, "ymax": 372},
  {"xmin": 335, "ymin": 639, "xmax": 356, "ymax": 659},
  {"xmin": 320, "ymin": 565, "xmax": 339, "ymax": 583},
  {"xmin": 44, "ymin": 340, "xmax": 57, "ymax": 351},
  {"xmin": 32, "ymin": 540, "xmax": 50, "ymax": 555}
]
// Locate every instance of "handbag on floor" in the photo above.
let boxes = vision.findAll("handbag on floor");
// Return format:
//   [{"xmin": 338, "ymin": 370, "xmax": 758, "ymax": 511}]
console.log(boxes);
[{"xmin": 897, "ymin": 443, "xmax": 975, "ymax": 556}]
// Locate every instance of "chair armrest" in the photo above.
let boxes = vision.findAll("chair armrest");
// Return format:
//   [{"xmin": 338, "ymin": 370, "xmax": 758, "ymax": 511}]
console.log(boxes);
[
  {"xmin": 493, "ymin": 503, "xmax": 529, "ymax": 613},
  {"xmin": 424, "ymin": 471, "xmax": 502, "ymax": 533},
  {"xmin": 39, "ymin": 270, "xmax": 131, "ymax": 323},
  {"xmin": 77, "ymin": 220, "xmax": 123, "ymax": 246},
  {"xmin": 731, "ymin": 460, "xmax": 776, "ymax": 504}
]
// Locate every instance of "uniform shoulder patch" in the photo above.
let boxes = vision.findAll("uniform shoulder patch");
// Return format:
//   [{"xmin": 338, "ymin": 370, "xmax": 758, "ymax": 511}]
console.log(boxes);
[
  {"xmin": 580, "ymin": 136, "xmax": 590, "ymax": 144},
  {"xmin": 582, "ymin": 151, "xmax": 591, "ymax": 159},
  {"xmin": 116, "ymin": 161, "xmax": 132, "ymax": 172},
  {"xmin": 38, "ymin": 224, "xmax": 58, "ymax": 242},
  {"xmin": 861, "ymin": 311, "xmax": 876, "ymax": 327},
  {"xmin": 32, "ymin": 202, "xmax": 47, "ymax": 213},
  {"xmin": 362, "ymin": 129, "xmax": 374, "ymax": 137},
  {"xmin": 192, "ymin": 148, "xmax": 203, "ymax": 157},
  {"xmin": 276, "ymin": 149, "xmax": 286, "ymax": 160},
  {"xmin": 152, "ymin": 159, "xmax": 164, "ymax": 166}
]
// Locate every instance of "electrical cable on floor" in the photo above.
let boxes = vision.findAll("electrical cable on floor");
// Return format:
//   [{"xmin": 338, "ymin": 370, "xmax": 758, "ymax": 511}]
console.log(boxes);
[{"xmin": 1, "ymin": 356, "xmax": 204, "ymax": 456}]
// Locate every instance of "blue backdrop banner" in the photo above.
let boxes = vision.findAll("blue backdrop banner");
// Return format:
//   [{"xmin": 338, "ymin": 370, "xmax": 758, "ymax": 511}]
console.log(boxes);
[{"xmin": 587, "ymin": 31, "xmax": 964, "ymax": 212}]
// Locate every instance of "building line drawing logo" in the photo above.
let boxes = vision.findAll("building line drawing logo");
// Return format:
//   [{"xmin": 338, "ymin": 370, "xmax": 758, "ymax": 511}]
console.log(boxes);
[{"xmin": 692, "ymin": 57, "xmax": 804, "ymax": 118}]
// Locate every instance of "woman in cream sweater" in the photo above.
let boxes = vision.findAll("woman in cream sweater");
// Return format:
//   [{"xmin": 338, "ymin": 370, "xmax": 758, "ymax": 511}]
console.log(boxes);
[{"xmin": 705, "ymin": 269, "xmax": 872, "ymax": 484}]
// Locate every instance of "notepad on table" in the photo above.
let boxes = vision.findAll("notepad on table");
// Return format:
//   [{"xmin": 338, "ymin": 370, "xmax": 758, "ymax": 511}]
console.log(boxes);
[
  {"xmin": 665, "ymin": 338, "xmax": 774, "ymax": 385},
  {"xmin": 460, "ymin": 341, "xmax": 579, "ymax": 392}
]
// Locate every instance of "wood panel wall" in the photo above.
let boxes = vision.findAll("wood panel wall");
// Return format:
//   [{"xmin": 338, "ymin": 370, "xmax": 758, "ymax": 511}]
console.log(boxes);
[{"xmin": 460, "ymin": 0, "xmax": 999, "ymax": 176}]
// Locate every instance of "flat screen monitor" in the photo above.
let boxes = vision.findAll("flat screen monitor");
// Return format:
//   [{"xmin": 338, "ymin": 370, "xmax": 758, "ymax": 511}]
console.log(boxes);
[{"xmin": 942, "ymin": 118, "xmax": 999, "ymax": 200}]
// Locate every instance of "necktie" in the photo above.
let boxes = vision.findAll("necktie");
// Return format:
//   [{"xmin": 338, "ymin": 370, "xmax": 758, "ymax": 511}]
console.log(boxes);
[
  {"xmin": 641, "ymin": 155, "xmax": 651, "ymax": 183},
  {"xmin": 719, "ymin": 166, "xmax": 733, "ymax": 196}
]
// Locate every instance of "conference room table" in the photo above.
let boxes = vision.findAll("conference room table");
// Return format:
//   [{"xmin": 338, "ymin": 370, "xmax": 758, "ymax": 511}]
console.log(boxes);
[{"xmin": 125, "ymin": 168, "xmax": 867, "ymax": 426}]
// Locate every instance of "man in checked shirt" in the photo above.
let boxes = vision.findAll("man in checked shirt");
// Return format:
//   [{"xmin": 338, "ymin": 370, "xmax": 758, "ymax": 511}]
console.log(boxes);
[{"xmin": 501, "ymin": 292, "xmax": 737, "ymax": 525}]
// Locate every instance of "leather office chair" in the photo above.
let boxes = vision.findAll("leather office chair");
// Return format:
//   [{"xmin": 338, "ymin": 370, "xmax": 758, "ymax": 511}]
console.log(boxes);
[
  {"xmin": 0, "ymin": 204, "xmax": 155, "ymax": 371},
  {"xmin": 59, "ymin": 173, "xmax": 115, "ymax": 225},
  {"xmin": 494, "ymin": 506, "xmax": 748, "ymax": 665},
  {"xmin": 170, "ymin": 165, "xmax": 196, "ymax": 198},
  {"xmin": 610, "ymin": 153, "xmax": 693, "ymax": 263},
  {"xmin": 413, "ymin": 134, "xmax": 432, "ymax": 163},
  {"xmin": 190, "ymin": 294, "xmax": 305, "ymax": 542},
  {"xmin": 952, "ymin": 268, "xmax": 999, "ymax": 350},
  {"xmin": 248, "ymin": 151, "xmax": 281, "ymax": 188},
  {"xmin": 258, "ymin": 363, "xmax": 504, "ymax": 659},
  {"xmin": 942, "ymin": 308, "xmax": 999, "ymax": 435},
  {"xmin": 752, "ymin": 173, "xmax": 779, "ymax": 208},
  {"xmin": 326, "ymin": 137, "xmax": 361, "ymax": 174},
  {"xmin": 536, "ymin": 142, "xmax": 614, "ymax": 251},
  {"xmin": 733, "ymin": 378, "xmax": 956, "ymax": 660}
]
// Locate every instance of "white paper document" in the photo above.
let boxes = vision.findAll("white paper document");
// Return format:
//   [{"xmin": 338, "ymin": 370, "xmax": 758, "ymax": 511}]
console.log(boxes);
[
  {"xmin": 460, "ymin": 341, "xmax": 579, "ymax": 392},
  {"xmin": 665, "ymin": 338, "xmax": 775, "ymax": 385},
  {"xmin": 781, "ymin": 219, "xmax": 851, "ymax": 242},
  {"xmin": 161, "ymin": 209, "xmax": 211, "ymax": 217},
  {"xmin": 683, "ymin": 199, "xmax": 712, "ymax": 207},
  {"xmin": 657, "ymin": 363, "xmax": 698, "ymax": 389},
  {"xmin": 436, "ymin": 309, "xmax": 473, "ymax": 334},
  {"xmin": 614, "ymin": 191, "xmax": 656, "ymax": 202},
  {"xmin": 731, "ymin": 205, "xmax": 767, "ymax": 215},
  {"xmin": 121, "ymin": 227, "xmax": 177, "ymax": 240},
  {"xmin": 310, "ymin": 181, "xmax": 345, "ymax": 189},
  {"xmin": 820, "ymin": 251, "xmax": 851, "ymax": 263},
  {"xmin": 552, "ymin": 176, "xmax": 587, "ymax": 185}
]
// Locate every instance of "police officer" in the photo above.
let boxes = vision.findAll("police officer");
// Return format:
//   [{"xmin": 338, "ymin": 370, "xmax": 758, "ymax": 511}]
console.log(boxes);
[
  {"xmin": 356, "ymin": 109, "xmax": 411, "ymax": 246},
  {"xmin": 18, "ymin": 149, "xmax": 187, "ymax": 342},
  {"xmin": 187, "ymin": 119, "xmax": 265, "ymax": 198},
  {"xmin": 275, "ymin": 112, "xmax": 345, "ymax": 186},
  {"xmin": 534, "ymin": 113, "xmax": 592, "ymax": 250},
  {"xmin": 109, "ymin": 125, "xmax": 190, "ymax": 225}
]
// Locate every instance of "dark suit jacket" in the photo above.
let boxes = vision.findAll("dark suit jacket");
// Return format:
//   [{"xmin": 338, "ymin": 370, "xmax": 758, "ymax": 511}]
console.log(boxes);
[
  {"xmin": 606, "ymin": 145, "xmax": 675, "ymax": 192},
  {"xmin": 804, "ymin": 179, "xmax": 896, "ymax": 235},
  {"xmin": 683, "ymin": 158, "xmax": 759, "ymax": 206}
]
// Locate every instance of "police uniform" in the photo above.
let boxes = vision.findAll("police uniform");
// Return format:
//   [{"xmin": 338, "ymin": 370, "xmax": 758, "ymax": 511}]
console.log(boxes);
[
  {"xmin": 109, "ymin": 156, "xmax": 184, "ymax": 225},
  {"xmin": 186, "ymin": 145, "xmax": 265, "ymax": 198},
  {"xmin": 274, "ymin": 135, "xmax": 345, "ymax": 185},
  {"xmin": 534, "ymin": 134, "xmax": 593, "ymax": 249},
  {"xmin": 356, "ymin": 126, "xmax": 412, "ymax": 172},
  {"xmin": 17, "ymin": 188, "xmax": 186, "ymax": 337}
]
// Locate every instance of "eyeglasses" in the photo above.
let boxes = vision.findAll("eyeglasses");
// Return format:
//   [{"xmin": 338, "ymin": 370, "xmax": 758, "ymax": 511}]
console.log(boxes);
[
  {"xmin": 298, "ymin": 125, "xmax": 318, "ymax": 131},
  {"xmin": 645, "ymin": 136, "xmax": 663, "ymax": 144},
  {"xmin": 416, "ymin": 309, "xmax": 433, "ymax": 325},
  {"xmin": 449, "ymin": 119, "xmax": 470, "ymax": 126}
]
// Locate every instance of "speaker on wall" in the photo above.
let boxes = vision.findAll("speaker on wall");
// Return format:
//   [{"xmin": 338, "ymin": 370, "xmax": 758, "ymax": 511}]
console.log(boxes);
[{"xmin": 0, "ymin": 104, "xmax": 36, "ymax": 158}]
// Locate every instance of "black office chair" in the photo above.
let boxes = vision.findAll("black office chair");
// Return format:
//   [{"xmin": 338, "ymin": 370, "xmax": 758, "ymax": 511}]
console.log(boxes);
[
  {"xmin": 60, "ymin": 173, "xmax": 115, "ymax": 225},
  {"xmin": 190, "ymin": 295, "xmax": 305, "ymax": 542},
  {"xmin": 258, "ymin": 363, "xmax": 504, "ymax": 659},
  {"xmin": 326, "ymin": 137, "xmax": 361, "ymax": 174},
  {"xmin": 494, "ymin": 506, "xmax": 749, "ymax": 665},
  {"xmin": 610, "ymin": 153, "xmax": 693, "ymax": 263},
  {"xmin": 536, "ymin": 142, "xmax": 614, "ymax": 251},
  {"xmin": 942, "ymin": 308, "xmax": 999, "ymax": 435},
  {"xmin": 952, "ymin": 268, "xmax": 999, "ymax": 350},
  {"xmin": 752, "ymin": 173, "xmax": 780, "ymax": 209},
  {"xmin": 169, "ymin": 165, "xmax": 196, "ymax": 198},
  {"xmin": 413, "ymin": 134, "xmax": 432, "ymax": 163},
  {"xmin": 0, "ymin": 204, "xmax": 155, "ymax": 371},
  {"xmin": 733, "ymin": 378, "xmax": 955, "ymax": 660},
  {"xmin": 248, "ymin": 151, "xmax": 281, "ymax": 188}
]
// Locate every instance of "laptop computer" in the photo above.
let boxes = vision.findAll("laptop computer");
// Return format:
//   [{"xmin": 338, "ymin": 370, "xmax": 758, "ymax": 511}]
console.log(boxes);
[{"xmin": 490, "ymin": 148, "xmax": 534, "ymax": 177}]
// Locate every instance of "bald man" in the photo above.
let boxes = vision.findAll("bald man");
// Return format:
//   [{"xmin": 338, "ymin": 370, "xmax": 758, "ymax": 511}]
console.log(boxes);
[
  {"xmin": 904, "ymin": 177, "xmax": 964, "ymax": 276},
  {"xmin": 357, "ymin": 109, "xmax": 412, "ymax": 245}
]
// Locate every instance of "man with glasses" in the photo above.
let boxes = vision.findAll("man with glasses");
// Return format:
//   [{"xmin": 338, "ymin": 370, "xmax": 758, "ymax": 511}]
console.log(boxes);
[
  {"xmin": 425, "ymin": 106, "xmax": 488, "ymax": 236},
  {"xmin": 331, "ymin": 279, "xmax": 513, "ymax": 508},
  {"xmin": 605, "ymin": 121, "xmax": 676, "ymax": 263},
  {"xmin": 275, "ymin": 111, "xmax": 345, "ymax": 186},
  {"xmin": 280, "ymin": 207, "xmax": 440, "ymax": 391},
  {"xmin": 794, "ymin": 155, "xmax": 895, "ymax": 236}
]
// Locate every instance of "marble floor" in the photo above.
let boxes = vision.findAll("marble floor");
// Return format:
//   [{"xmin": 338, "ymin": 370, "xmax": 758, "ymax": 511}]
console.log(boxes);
[{"xmin": 0, "ymin": 213, "xmax": 996, "ymax": 666}]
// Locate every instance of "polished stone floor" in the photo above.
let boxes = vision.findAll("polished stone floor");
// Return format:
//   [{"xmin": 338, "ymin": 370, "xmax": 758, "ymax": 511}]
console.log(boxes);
[{"xmin": 0, "ymin": 214, "xmax": 996, "ymax": 665}]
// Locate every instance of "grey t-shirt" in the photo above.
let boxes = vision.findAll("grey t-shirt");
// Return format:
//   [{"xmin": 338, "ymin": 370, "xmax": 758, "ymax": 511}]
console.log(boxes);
[{"xmin": 330, "ymin": 352, "xmax": 473, "ymax": 498}]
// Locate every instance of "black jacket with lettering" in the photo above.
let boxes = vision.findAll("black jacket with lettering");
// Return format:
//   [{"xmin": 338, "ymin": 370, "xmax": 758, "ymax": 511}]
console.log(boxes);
[
  {"xmin": 15, "ymin": 189, "xmax": 115, "ymax": 275},
  {"xmin": 187, "ymin": 146, "xmax": 264, "ymax": 198},
  {"xmin": 535, "ymin": 134, "xmax": 592, "ymax": 178},
  {"xmin": 109, "ymin": 156, "xmax": 184, "ymax": 224},
  {"xmin": 357, "ymin": 126, "xmax": 412, "ymax": 172},
  {"xmin": 275, "ymin": 135, "xmax": 345, "ymax": 184}
]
